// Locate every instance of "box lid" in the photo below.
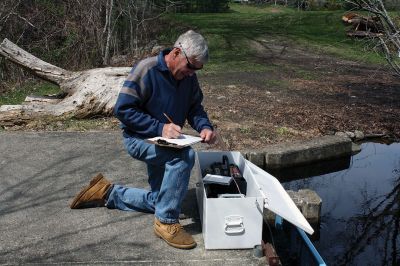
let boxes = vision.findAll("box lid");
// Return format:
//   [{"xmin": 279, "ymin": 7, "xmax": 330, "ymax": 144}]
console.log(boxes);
[{"xmin": 246, "ymin": 160, "xmax": 315, "ymax": 235}]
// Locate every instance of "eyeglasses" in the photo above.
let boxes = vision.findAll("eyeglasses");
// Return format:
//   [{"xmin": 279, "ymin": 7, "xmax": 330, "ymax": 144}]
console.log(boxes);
[{"xmin": 178, "ymin": 43, "xmax": 203, "ymax": 71}]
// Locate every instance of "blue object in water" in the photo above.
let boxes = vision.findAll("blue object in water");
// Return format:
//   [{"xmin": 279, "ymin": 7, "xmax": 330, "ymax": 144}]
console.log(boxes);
[{"xmin": 275, "ymin": 215, "xmax": 327, "ymax": 266}]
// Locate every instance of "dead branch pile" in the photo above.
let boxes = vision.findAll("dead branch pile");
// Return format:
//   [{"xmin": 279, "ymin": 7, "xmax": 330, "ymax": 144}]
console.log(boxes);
[
  {"xmin": 342, "ymin": 12, "xmax": 384, "ymax": 37},
  {"xmin": 344, "ymin": 0, "xmax": 400, "ymax": 77}
]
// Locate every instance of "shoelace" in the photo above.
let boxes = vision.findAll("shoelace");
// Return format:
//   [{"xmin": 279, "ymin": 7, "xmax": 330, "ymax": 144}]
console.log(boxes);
[{"xmin": 167, "ymin": 223, "xmax": 182, "ymax": 234}]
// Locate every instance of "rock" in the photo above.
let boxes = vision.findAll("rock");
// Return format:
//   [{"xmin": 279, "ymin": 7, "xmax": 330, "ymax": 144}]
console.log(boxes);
[
  {"xmin": 345, "ymin": 131, "xmax": 355, "ymax": 139},
  {"xmin": 335, "ymin": 131, "xmax": 347, "ymax": 137},
  {"xmin": 354, "ymin": 130, "xmax": 364, "ymax": 140},
  {"xmin": 352, "ymin": 142, "xmax": 362, "ymax": 154},
  {"xmin": 325, "ymin": 130, "xmax": 335, "ymax": 135},
  {"xmin": 297, "ymin": 189, "xmax": 322, "ymax": 225}
]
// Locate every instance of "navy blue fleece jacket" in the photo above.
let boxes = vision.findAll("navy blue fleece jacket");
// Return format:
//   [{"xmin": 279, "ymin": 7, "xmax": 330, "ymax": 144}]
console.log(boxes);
[{"xmin": 114, "ymin": 49, "xmax": 213, "ymax": 139}]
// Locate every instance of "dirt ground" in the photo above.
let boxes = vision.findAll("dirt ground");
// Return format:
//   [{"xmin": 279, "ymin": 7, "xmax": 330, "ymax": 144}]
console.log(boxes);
[
  {"xmin": 199, "ymin": 41, "xmax": 400, "ymax": 150},
  {"xmin": 2, "ymin": 41, "xmax": 399, "ymax": 150}
]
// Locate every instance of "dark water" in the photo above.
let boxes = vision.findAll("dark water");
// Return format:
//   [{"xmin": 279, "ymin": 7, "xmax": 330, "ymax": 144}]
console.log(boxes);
[{"xmin": 283, "ymin": 142, "xmax": 400, "ymax": 266}]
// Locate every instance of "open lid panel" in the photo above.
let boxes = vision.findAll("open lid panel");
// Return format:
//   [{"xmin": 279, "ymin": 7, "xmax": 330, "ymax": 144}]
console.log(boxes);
[{"xmin": 245, "ymin": 160, "xmax": 315, "ymax": 235}]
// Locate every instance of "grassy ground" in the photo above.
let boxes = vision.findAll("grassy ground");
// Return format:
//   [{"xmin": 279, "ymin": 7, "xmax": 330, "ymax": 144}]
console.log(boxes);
[
  {"xmin": 0, "ymin": 81, "xmax": 60, "ymax": 106},
  {"xmin": 164, "ymin": 3, "xmax": 384, "ymax": 74}
]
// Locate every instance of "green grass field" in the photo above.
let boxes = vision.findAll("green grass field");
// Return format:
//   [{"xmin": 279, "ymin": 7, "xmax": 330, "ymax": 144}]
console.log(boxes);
[{"xmin": 164, "ymin": 3, "xmax": 385, "ymax": 74}]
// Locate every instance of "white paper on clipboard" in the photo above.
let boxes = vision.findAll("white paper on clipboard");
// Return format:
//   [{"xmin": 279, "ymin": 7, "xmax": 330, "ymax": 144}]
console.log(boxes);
[{"xmin": 146, "ymin": 134, "xmax": 202, "ymax": 148}]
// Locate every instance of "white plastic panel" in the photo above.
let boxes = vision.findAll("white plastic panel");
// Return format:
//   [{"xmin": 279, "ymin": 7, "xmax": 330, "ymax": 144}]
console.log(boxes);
[
  {"xmin": 204, "ymin": 197, "xmax": 263, "ymax": 249},
  {"xmin": 245, "ymin": 160, "xmax": 315, "ymax": 235}
]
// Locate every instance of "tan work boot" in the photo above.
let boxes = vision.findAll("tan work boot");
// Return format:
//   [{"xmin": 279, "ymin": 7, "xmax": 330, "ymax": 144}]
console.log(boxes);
[
  {"xmin": 70, "ymin": 173, "xmax": 112, "ymax": 209},
  {"xmin": 154, "ymin": 218, "xmax": 196, "ymax": 249}
]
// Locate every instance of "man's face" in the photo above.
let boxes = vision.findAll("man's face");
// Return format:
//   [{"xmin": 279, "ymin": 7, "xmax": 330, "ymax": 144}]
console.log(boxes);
[{"xmin": 172, "ymin": 48, "xmax": 203, "ymax": 80}]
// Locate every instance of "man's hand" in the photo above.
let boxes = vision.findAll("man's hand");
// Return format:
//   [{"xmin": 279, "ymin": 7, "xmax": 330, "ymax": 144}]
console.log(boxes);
[
  {"xmin": 200, "ymin": 128, "xmax": 216, "ymax": 144},
  {"xmin": 162, "ymin": 123, "xmax": 182, "ymax": 139}
]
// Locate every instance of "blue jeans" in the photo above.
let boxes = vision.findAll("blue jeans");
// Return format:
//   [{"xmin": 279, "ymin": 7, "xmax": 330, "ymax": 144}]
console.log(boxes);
[{"xmin": 105, "ymin": 136, "xmax": 195, "ymax": 224}]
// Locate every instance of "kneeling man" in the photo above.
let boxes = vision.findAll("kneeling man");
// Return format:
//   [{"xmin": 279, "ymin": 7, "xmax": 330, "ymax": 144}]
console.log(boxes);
[{"xmin": 70, "ymin": 30, "xmax": 216, "ymax": 249}]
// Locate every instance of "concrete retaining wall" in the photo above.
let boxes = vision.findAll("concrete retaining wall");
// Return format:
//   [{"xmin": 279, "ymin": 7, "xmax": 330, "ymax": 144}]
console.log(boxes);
[{"xmin": 244, "ymin": 135, "xmax": 352, "ymax": 169}]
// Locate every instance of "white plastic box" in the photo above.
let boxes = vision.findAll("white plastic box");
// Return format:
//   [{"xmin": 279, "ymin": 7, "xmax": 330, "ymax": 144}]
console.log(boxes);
[{"xmin": 195, "ymin": 151, "xmax": 314, "ymax": 250}]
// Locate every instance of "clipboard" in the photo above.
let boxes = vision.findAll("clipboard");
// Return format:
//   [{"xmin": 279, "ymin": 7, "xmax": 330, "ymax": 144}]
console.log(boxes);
[{"xmin": 146, "ymin": 134, "xmax": 203, "ymax": 148}]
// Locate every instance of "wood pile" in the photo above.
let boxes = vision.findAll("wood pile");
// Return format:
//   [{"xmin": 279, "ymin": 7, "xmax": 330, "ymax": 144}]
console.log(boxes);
[{"xmin": 342, "ymin": 12, "xmax": 384, "ymax": 37}]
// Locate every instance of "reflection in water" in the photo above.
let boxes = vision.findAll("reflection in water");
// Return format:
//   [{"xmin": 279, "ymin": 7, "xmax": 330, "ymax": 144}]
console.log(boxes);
[
  {"xmin": 268, "ymin": 155, "xmax": 351, "ymax": 183},
  {"xmin": 283, "ymin": 143, "xmax": 400, "ymax": 266}
]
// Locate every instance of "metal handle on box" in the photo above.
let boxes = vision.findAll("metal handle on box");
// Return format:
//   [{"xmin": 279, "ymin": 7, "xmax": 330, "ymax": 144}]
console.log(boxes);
[{"xmin": 224, "ymin": 215, "xmax": 245, "ymax": 235}]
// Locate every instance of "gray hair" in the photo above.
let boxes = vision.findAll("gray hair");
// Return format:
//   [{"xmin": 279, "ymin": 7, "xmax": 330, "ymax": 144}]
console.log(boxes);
[{"xmin": 174, "ymin": 30, "xmax": 209, "ymax": 64}]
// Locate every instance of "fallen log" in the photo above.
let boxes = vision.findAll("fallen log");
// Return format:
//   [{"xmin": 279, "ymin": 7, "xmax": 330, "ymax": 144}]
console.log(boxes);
[
  {"xmin": 346, "ymin": 31, "xmax": 384, "ymax": 38},
  {"xmin": 0, "ymin": 38, "xmax": 131, "ymax": 125},
  {"xmin": 342, "ymin": 12, "xmax": 384, "ymax": 38}
]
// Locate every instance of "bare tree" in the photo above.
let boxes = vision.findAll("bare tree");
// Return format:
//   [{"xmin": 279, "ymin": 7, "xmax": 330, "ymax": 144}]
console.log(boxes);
[
  {"xmin": 103, "ymin": 0, "xmax": 115, "ymax": 65},
  {"xmin": 346, "ymin": 0, "xmax": 400, "ymax": 77},
  {"xmin": 0, "ymin": 0, "xmax": 177, "ymax": 89}
]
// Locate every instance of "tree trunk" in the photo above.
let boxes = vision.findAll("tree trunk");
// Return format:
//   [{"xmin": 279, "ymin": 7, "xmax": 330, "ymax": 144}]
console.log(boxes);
[
  {"xmin": 103, "ymin": 0, "xmax": 114, "ymax": 66},
  {"xmin": 0, "ymin": 38, "xmax": 130, "ymax": 125}
]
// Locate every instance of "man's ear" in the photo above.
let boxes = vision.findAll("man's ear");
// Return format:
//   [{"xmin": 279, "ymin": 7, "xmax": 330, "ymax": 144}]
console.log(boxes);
[{"xmin": 172, "ymin": 47, "xmax": 181, "ymax": 59}]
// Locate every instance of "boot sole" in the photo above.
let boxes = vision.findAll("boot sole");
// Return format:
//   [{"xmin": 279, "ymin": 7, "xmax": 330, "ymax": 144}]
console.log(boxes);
[
  {"xmin": 70, "ymin": 174, "xmax": 104, "ymax": 209},
  {"xmin": 154, "ymin": 228, "xmax": 196, "ymax": 249}
]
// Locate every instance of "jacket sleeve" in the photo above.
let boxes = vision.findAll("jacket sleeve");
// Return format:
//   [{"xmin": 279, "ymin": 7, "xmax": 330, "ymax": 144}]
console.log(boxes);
[
  {"xmin": 114, "ymin": 71, "xmax": 164, "ymax": 137},
  {"xmin": 187, "ymin": 78, "xmax": 213, "ymax": 133}
]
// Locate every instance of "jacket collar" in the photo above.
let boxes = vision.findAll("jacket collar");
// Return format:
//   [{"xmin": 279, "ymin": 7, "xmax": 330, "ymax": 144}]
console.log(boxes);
[{"xmin": 157, "ymin": 49, "xmax": 172, "ymax": 72}]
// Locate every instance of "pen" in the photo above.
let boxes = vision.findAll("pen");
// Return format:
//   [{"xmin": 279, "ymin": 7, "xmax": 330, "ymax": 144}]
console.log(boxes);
[
  {"xmin": 163, "ymin": 112, "xmax": 174, "ymax": 124},
  {"xmin": 163, "ymin": 112, "xmax": 182, "ymax": 137}
]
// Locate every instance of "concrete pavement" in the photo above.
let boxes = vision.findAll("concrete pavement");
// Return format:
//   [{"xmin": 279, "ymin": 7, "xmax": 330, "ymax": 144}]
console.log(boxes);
[{"xmin": 0, "ymin": 131, "xmax": 264, "ymax": 265}]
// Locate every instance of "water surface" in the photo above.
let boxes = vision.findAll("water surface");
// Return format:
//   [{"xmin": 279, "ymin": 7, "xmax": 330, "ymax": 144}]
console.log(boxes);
[{"xmin": 283, "ymin": 142, "xmax": 400, "ymax": 266}]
